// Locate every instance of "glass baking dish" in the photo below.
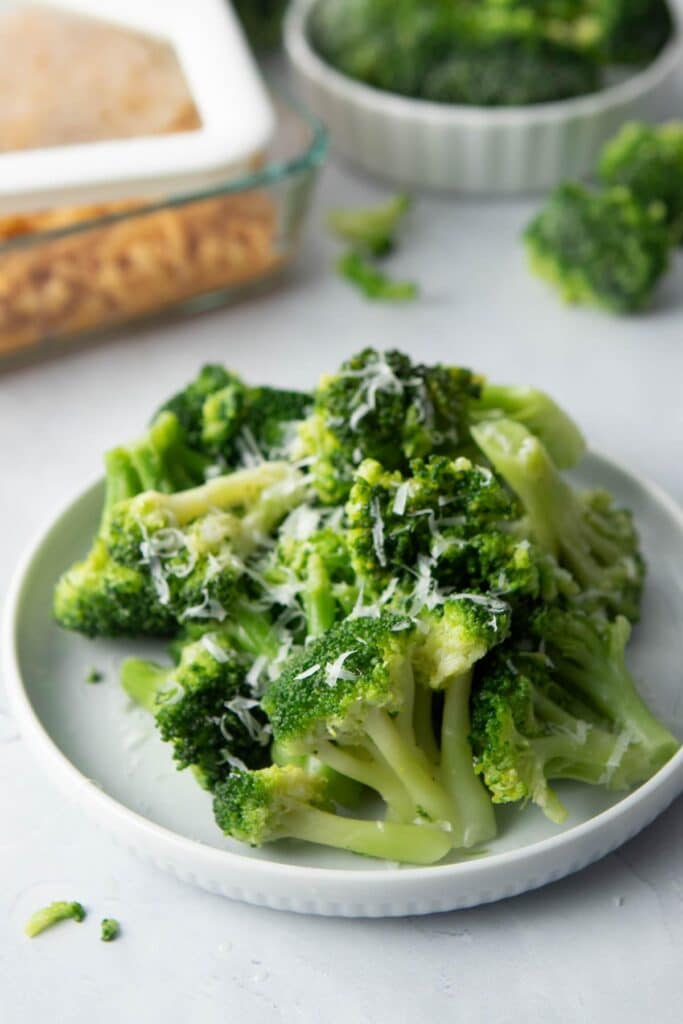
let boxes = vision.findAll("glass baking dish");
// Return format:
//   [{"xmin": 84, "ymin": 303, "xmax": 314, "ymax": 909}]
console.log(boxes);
[{"xmin": 0, "ymin": 94, "xmax": 327, "ymax": 360}]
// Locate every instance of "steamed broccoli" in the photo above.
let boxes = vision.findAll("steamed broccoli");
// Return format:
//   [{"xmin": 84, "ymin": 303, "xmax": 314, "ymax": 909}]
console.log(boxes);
[
  {"xmin": 422, "ymin": 35, "xmax": 600, "ymax": 105},
  {"xmin": 599, "ymin": 122, "xmax": 683, "ymax": 240},
  {"xmin": 599, "ymin": 0, "xmax": 674, "ymax": 64},
  {"xmin": 471, "ymin": 649, "xmax": 658, "ymax": 822},
  {"xmin": 346, "ymin": 456, "xmax": 542, "ymax": 612},
  {"xmin": 328, "ymin": 194, "xmax": 412, "ymax": 257},
  {"xmin": 156, "ymin": 364, "xmax": 311, "ymax": 467},
  {"xmin": 100, "ymin": 918, "xmax": 119, "ymax": 942},
  {"xmin": 121, "ymin": 629, "xmax": 272, "ymax": 787},
  {"xmin": 104, "ymin": 462, "xmax": 306, "ymax": 621},
  {"xmin": 533, "ymin": 606, "xmax": 679, "ymax": 770},
  {"xmin": 214, "ymin": 764, "xmax": 453, "ymax": 864},
  {"xmin": 336, "ymin": 251, "xmax": 419, "ymax": 303},
  {"xmin": 472, "ymin": 419, "xmax": 644, "ymax": 620},
  {"xmin": 524, "ymin": 183, "xmax": 672, "ymax": 313},
  {"xmin": 469, "ymin": 381, "xmax": 586, "ymax": 469},
  {"xmin": 25, "ymin": 901, "xmax": 86, "ymax": 938},
  {"xmin": 295, "ymin": 349, "xmax": 480, "ymax": 504}
]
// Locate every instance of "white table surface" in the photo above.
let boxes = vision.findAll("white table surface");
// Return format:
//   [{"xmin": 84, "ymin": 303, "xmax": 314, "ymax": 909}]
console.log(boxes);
[{"xmin": 2, "ymin": 65, "xmax": 683, "ymax": 1023}]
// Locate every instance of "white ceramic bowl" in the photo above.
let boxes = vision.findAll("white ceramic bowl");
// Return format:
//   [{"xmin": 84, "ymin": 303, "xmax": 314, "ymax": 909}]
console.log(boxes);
[
  {"xmin": 285, "ymin": 0, "xmax": 683, "ymax": 194},
  {"xmin": 3, "ymin": 452, "xmax": 683, "ymax": 917}
]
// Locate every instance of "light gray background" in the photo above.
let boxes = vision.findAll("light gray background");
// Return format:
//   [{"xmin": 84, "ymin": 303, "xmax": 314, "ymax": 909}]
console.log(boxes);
[{"xmin": 2, "ymin": 62, "xmax": 683, "ymax": 1023}]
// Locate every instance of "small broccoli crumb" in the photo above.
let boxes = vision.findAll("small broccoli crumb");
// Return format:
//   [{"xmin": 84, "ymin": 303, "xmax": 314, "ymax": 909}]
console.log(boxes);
[
  {"xmin": 86, "ymin": 668, "xmax": 104, "ymax": 684},
  {"xmin": 25, "ymin": 901, "xmax": 86, "ymax": 938},
  {"xmin": 100, "ymin": 918, "xmax": 119, "ymax": 942},
  {"xmin": 336, "ymin": 251, "xmax": 419, "ymax": 302},
  {"xmin": 327, "ymin": 194, "xmax": 411, "ymax": 257}
]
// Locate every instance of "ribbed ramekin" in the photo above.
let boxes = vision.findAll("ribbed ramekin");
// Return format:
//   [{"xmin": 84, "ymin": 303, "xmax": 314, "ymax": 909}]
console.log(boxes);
[{"xmin": 285, "ymin": 0, "xmax": 682, "ymax": 194}]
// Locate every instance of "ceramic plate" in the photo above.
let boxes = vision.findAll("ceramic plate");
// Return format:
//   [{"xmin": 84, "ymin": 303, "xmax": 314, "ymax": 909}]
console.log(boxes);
[{"xmin": 3, "ymin": 452, "xmax": 683, "ymax": 917}]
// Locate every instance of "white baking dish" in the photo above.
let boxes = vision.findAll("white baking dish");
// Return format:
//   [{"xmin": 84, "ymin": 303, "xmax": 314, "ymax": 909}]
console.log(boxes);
[{"xmin": 285, "ymin": 0, "xmax": 682, "ymax": 194}]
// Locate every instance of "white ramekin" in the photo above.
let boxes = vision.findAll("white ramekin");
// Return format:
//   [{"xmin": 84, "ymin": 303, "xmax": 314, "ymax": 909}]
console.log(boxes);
[{"xmin": 285, "ymin": 0, "xmax": 683, "ymax": 194}]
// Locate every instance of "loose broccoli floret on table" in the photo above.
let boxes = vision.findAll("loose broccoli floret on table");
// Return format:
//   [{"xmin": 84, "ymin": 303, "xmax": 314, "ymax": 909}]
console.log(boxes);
[
  {"xmin": 472, "ymin": 419, "xmax": 644, "ymax": 620},
  {"xmin": 599, "ymin": 0, "xmax": 674, "ymax": 64},
  {"xmin": 470, "ymin": 382, "xmax": 586, "ymax": 469},
  {"xmin": 524, "ymin": 183, "xmax": 672, "ymax": 313},
  {"xmin": 214, "ymin": 764, "xmax": 453, "ymax": 864},
  {"xmin": 327, "ymin": 194, "xmax": 412, "ymax": 257},
  {"xmin": 336, "ymin": 251, "xmax": 419, "ymax": 303},
  {"xmin": 295, "ymin": 348, "xmax": 480, "ymax": 504},
  {"xmin": 100, "ymin": 918, "xmax": 119, "ymax": 942},
  {"xmin": 25, "ymin": 901, "xmax": 86, "ymax": 938},
  {"xmin": 533, "ymin": 606, "xmax": 679, "ymax": 771},
  {"xmin": 422, "ymin": 35, "xmax": 600, "ymax": 105},
  {"xmin": 121, "ymin": 629, "xmax": 272, "ymax": 788},
  {"xmin": 471, "ymin": 649, "xmax": 657, "ymax": 822},
  {"xmin": 599, "ymin": 121, "xmax": 683, "ymax": 241}
]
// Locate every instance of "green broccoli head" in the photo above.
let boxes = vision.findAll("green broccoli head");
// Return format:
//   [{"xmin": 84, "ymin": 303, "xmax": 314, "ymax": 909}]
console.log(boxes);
[
  {"xmin": 156, "ymin": 364, "xmax": 246, "ymax": 450},
  {"xmin": 599, "ymin": 121, "xmax": 683, "ymax": 241},
  {"xmin": 470, "ymin": 648, "xmax": 658, "ymax": 822},
  {"xmin": 422, "ymin": 35, "xmax": 600, "ymax": 106},
  {"xmin": 472, "ymin": 418, "xmax": 645, "ymax": 620},
  {"xmin": 524, "ymin": 182, "xmax": 672, "ymax": 313},
  {"xmin": 532, "ymin": 606, "xmax": 679, "ymax": 770},
  {"xmin": 296, "ymin": 349, "xmax": 480, "ymax": 504},
  {"xmin": 346, "ymin": 455, "xmax": 542, "ymax": 611},
  {"xmin": 53, "ymin": 540, "xmax": 177, "ymax": 638},
  {"xmin": 104, "ymin": 462, "xmax": 306, "ymax": 622},
  {"xmin": 213, "ymin": 764, "xmax": 453, "ymax": 864},
  {"xmin": 121, "ymin": 632, "xmax": 271, "ymax": 789},
  {"xmin": 599, "ymin": 0, "xmax": 674, "ymax": 64},
  {"xmin": 413, "ymin": 596, "xmax": 511, "ymax": 689},
  {"xmin": 202, "ymin": 385, "xmax": 312, "ymax": 465}
]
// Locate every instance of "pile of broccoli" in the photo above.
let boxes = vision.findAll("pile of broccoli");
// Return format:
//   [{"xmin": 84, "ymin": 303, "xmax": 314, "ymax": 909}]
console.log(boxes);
[
  {"xmin": 526, "ymin": 120, "xmax": 683, "ymax": 313},
  {"xmin": 54, "ymin": 349, "xmax": 678, "ymax": 865},
  {"xmin": 308, "ymin": 0, "xmax": 674, "ymax": 107}
]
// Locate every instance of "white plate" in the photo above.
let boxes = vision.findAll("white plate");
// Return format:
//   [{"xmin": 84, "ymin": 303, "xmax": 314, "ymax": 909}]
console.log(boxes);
[{"xmin": 3, "ymin": 452, "xmax": 683, "ymax": 917}]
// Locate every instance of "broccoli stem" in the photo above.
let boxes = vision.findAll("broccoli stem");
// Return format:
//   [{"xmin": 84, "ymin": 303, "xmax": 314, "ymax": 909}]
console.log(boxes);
[
  {"xmin": 364, "ymin": 708, "xmax": 460, "ymax": 833},
  {"xmin": 440, "ymin": 673, "xmax": 497, "ymax": 847},
  {"xmin": 302, "ymin": 553, "xmax": 337, "ymax": 636},
  {"xmin": 315, "ymin": 741, "xmax": 416, "ymax": 822},
  {"xmin": 225, "ymin": 603, "xmax": 282, "ymax": 660},
  {"xmin": 413, "ymin": 686, "xmax": 440, "ymax": 765},
  {"xmin": 102, "ymin": 449, "xmax": 143, "ymax": 525},
  {"xmin": 120, "ymin": 658, "xmax": 170, "ymax": 712},
  {"xmin": 161, "ymin": 462, "xmax": 300, "ymax": 526},
  {"xmin": 25, "ymin": 901, "xmax": 85, "ymax": 937},
  {"xmin": 470, "ymin": 383, "xmax": 586, "ymax": 470},
  {"xmin": 282, "ymin": 806, "xmax": 452, "ymax": 864}
]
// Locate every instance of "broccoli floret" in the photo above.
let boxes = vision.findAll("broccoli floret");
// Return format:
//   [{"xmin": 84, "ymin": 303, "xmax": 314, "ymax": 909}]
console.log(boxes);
[
  {"xmin": 599, "ymin": 121, "xmax": 683, "ymax": 241},
  {"xmin": 100, "ymin": 918, "xmax": 119, "ymax": 942},
  {"xmin": 54, "ymin": 540, "xmax": 177, "ymax": 637},
  {"xmin": 213, "ymin": 765, "xmax": 453, "ymax": 864},
  {"xmin": 327, "ymin": 194, "xmax": 412, "ymax": 257},
  {"xmin": 524, "ymin": 182, "xmax": 672, "ymax": 313},
  {"xmin": 25, "ymin": 901, "xmax": 86, "ymax": 938},
  {"xmin": 156, "ymin": 364, "xmax": 246, "ymax": 450},
  {"xmin": 422, "ymin": 35, "xmax": 600, "ymax": 105},
  {"xmin": 599, "ymin": 0, "xmax": 673, "ymax": 64},
  {"xmin": 105, "ymin": 462, "xmax": 306, "ymax": 621},
  {"xmin": 264, "ymin": 614, "xmax": 461, "ymax": 830},
  {"xmin": 121, "ymin": 630, "xmax": 272, "ymax": 788},
  {"xmin": 346, "ymin": 456, "xmax": 541, "ymax": 611},
  {"xmin": 86, "ymin": 667, "xmax": 104, "ymax": 684},
  {"xmin": 471, "ymin": 649, "xmax": 659, "ymax": 822},
  {"xmin": 533, "ymin": 607, "xmax": 679, "ymax": 771},
  {"xmin": 260, "ymin": 521, "xmax": 358, "ymax": 638},
  {"xmin": 336, "ymin": 251, "xmax": 419, "ymax": 303},
  {"xmin": 470, "ymin": 381, "xmax": 586, "ymax": 469},
  {"xmin": 296, "ymin": 349, "xmax": 480, "ymax": 504},
  {"xmin": 202, "ymin": 385, "xmax": 312, "ymax": 465},
  {"xmin": 54, "ymin": 411, "xmax": 208, "ymax": 638},
  {"xmin": 472, "ymin": 419, "xmax": 645, "ymax": 620}
]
